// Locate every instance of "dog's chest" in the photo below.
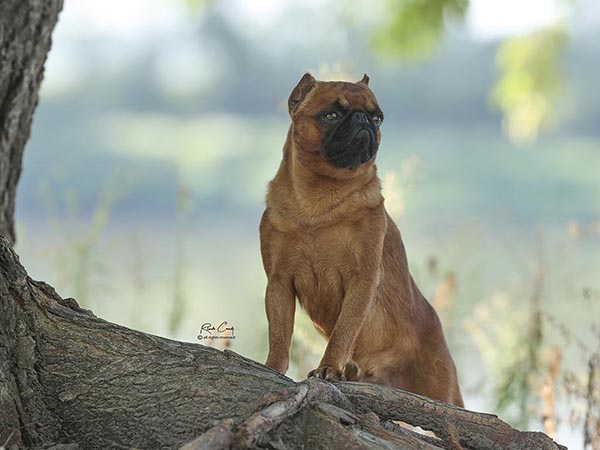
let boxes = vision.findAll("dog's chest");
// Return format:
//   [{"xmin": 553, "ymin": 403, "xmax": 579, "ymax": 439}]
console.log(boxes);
[{"xmin": 286, "ymin": 225, "xmax": 356, "ymax": 334}]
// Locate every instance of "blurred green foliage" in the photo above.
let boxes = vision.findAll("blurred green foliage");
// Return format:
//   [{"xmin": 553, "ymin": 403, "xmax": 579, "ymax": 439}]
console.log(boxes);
[
  {"xmin": 373, "ymin": 0, "xmax": 469, "ymax": 59},
  {"xmin": 491, "ymin": 26, "xmax": 567, "ymax": 143},
  {"xmin": 169, "ymin": 178, "xmax": 192, "ymax": 333},
  {"xmin": 36, "ymin": 171, "xmax": 136, "ymax": 308},
  {"xmin": 182, "ymin": 0, "xmax": 214, "ymax": 13},
  {"xmin": 372, "ymin": 0, "xmax": 571, "ymax": 143}
]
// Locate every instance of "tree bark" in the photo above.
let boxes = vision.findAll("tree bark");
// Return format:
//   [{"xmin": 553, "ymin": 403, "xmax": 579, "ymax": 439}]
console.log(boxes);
[
  {"xmin": 0, "ymin": 0, "xmax": 62, "ymax": 245},
  {"xmin": 0, "ymin": 237, "xmax": 567, "ymax": 450}
]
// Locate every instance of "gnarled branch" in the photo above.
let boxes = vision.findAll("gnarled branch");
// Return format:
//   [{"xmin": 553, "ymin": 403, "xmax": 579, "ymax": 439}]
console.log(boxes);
[{"xmin": 0, "ymin": 237, "xmax": 565, "ymax": 450}]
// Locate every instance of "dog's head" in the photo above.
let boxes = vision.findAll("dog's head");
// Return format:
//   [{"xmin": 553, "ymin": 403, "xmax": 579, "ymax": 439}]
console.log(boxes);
[{"xmin": 288, "ymin": 73, "xmax": 383, "ymax": 176}]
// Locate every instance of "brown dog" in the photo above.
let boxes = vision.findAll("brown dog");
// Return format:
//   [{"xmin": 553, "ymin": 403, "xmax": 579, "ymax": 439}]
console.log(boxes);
[{"xmin": 260, "ymin": 73, "xmax": 463, "ymax": 407}]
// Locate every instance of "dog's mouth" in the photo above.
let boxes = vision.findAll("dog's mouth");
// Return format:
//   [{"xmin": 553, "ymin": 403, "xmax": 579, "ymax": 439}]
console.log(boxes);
[
  {"xmin": 354, "ymin": 127, "xmax": 371, "ymax": 139},
  {"xmin": 323, "ymin": 126, "xmax": 378, "ymax": 170}
]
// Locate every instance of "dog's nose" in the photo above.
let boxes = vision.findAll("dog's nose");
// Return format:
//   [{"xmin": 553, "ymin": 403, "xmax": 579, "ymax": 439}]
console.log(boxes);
[{"xmin": 351, "ymin": 111, "xmax": 369, "ymax": 124}]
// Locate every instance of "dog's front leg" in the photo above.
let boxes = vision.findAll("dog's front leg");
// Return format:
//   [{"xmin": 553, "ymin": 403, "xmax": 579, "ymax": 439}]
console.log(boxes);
[
  {"xmin": 308, "ymin": 273, "xmax": 379, "ymax": 381},
  {"xmin": 264, "ymin": 275, "xmax": 296, "ymax": 375}
]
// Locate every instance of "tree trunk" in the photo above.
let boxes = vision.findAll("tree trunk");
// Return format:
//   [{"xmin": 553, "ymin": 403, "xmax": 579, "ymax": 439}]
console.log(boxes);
[
  {"xmin": 0, "ymin": 237, "xmax": 566, "ymax": 450},
  {"xmin": 0, "ymin": 0, "xmax": 62, "ymax": 245}
]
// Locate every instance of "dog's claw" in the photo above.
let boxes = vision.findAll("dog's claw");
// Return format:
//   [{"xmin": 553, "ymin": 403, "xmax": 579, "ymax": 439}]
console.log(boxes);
[{"xmin": 307, "ymin": 366, "xmax": 346, "ymax": 382}]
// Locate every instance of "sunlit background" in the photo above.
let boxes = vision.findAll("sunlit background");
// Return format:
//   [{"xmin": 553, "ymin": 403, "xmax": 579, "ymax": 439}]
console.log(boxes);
[{"xmin": 14, "ymin": 0, "xmax": 600, "ymax": 447}]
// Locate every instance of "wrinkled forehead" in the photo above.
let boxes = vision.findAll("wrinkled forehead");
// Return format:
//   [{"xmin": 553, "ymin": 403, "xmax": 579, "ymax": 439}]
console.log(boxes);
[{"xmin": 303, "ymin": 81, "xmax": 380, "ymax": 114}]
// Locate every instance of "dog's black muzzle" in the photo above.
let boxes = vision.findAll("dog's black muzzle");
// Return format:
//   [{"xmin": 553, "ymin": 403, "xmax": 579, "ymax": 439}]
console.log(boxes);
[{"xmin": 323, "ymin": 111, "xmax": 379, "ymax": 170}]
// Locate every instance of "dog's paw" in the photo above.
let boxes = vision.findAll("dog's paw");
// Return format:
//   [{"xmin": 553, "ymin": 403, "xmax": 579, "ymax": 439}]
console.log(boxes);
[{"xmin": 307, "ymin": 366, "xmax": 346, "ymax": 382}]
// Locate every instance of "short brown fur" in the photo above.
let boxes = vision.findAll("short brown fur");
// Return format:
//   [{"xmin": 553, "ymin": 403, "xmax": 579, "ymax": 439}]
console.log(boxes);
[{"xmin": 261, "ymin": 74, "xmax": 463, "ymax": 407}]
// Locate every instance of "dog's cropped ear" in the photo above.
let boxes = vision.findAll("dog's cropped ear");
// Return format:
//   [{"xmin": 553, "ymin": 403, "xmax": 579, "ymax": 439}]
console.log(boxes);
[
  {"xmin": 358, "ymin": 73, "xmax": 370, "ymax": 86},
  {"xmin": 288, "ymin": 73, "xmax": 317, "ymax": 114}
]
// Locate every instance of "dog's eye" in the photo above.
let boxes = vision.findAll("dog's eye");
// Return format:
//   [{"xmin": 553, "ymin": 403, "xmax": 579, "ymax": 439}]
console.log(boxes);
[
  {"xmin": 373, "ymin": 115, "xmax": 383, "ymax": 127},
  {"xmin": 323, "ymin": 112, "xmax": 339, "ymax": 122}
]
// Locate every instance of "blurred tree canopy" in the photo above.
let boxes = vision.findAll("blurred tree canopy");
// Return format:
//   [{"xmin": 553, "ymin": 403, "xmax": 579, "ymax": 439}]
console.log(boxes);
[
  {"xmin": 491, "ymin": 26, "xmax": 567, "ymax": 143},
  {"xmin": 373, "ymin": 0, "xmax": 469, "ymax": 59},
  {"xmin": 372, "ymin": 0, "xmax": 570, "ymax": 143},
  {"xmin": 175, "ymin": 0, "xmax": 576, "ymax": 143},
  {"xmin": 182, "ymin": 0, "xmax": 214, "ymax": 12}
]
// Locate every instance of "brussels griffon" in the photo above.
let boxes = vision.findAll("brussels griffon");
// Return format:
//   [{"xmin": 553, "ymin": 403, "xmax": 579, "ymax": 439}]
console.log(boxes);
[{"xmin": 260, "ymin": 73, "xmax": 463, "ymax": 407}]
